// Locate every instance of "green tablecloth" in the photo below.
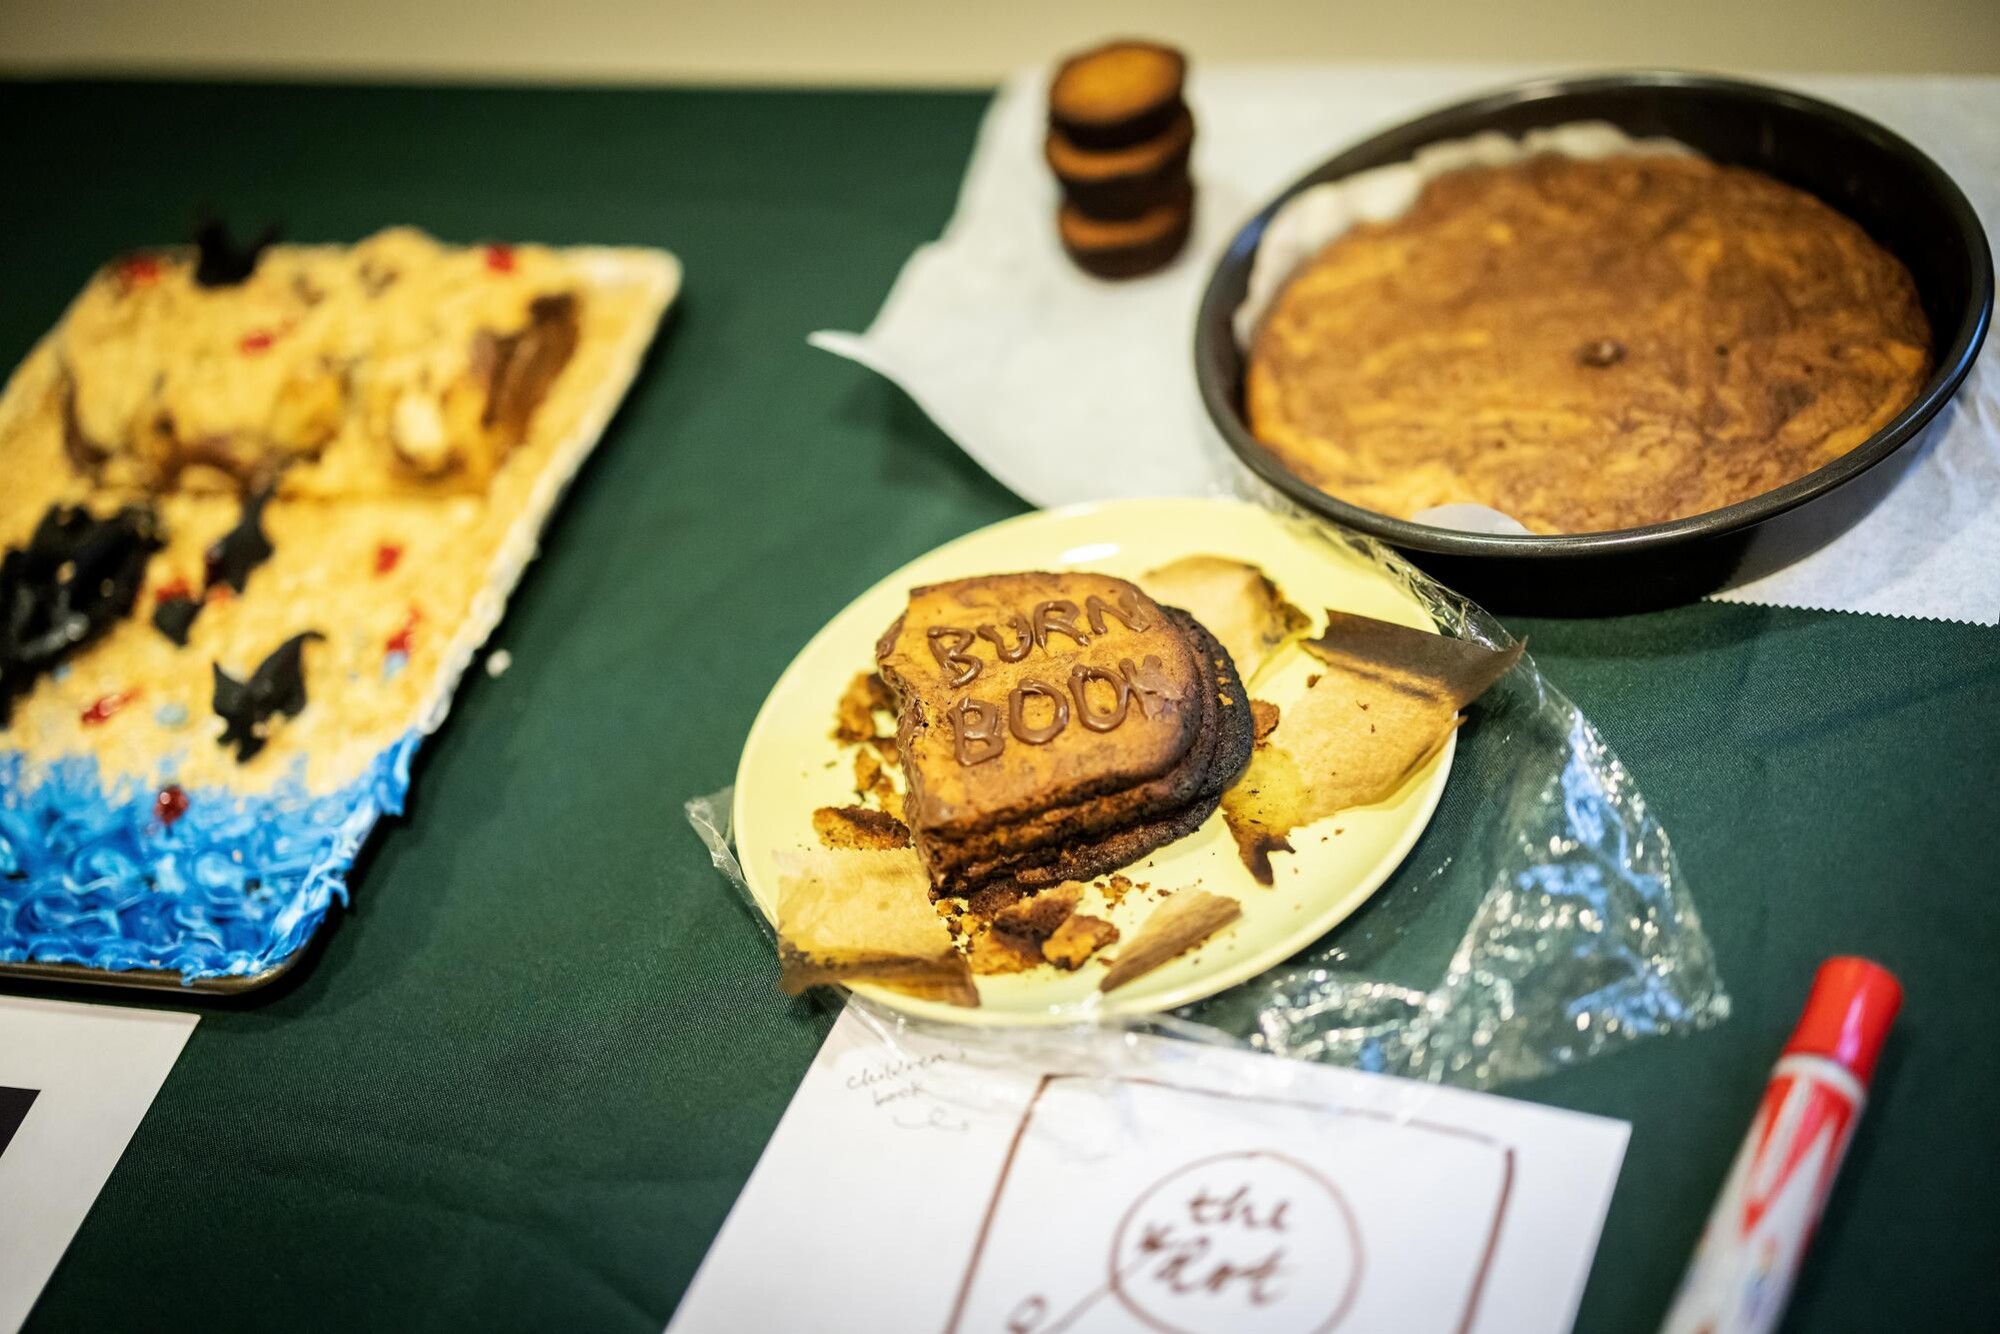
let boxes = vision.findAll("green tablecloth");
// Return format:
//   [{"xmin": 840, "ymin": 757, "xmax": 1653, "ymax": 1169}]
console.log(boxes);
[{"xmin": 3, "ymin": 79, "xmax": 1996, "ymax": 1334}]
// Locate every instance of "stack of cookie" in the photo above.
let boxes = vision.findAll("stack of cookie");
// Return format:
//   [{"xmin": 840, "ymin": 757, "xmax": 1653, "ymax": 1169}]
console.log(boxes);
[
  {"xmin": 874, "ymin": 571, "xmax": 1252, "ymax": 897},
  {"xmin": 1046, "ymin": 40, "xmax": 1197, "ymax": 280}
]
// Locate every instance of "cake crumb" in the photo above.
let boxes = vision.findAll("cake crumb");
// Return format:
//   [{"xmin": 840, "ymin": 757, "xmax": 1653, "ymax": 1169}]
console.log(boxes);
[
  {"xmin": 968, "ymin": 926, "xmax": 1043, "ymax": 974},
  {"xmin": 853, "ymin": 749, "xmax": 901, "ymax": 817},
  {"xmin": 832, "ymin": 671, "xmax": 894, "ymax": 743},
  {"xmin": 1250, "ymin": 699, "xmax": 1280, "ymax": 744},
  {"xmin": 1045, "ymin": 914, "xmax": 1119, "ymax": 970},
  {"xmin": 991, "ymin": 882, "xmax": 1083, "ymax": 940},
  {"xmin": 855, "ymin": 749, "xmax": 884, "ymax": 796},
  {"xmin": 811, "ymin": 804, "xmax": 910, "ymax": 850}
]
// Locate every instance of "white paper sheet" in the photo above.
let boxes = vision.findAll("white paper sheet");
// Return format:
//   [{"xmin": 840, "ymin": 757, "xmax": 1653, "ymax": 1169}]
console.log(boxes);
[
  {"xmin": 812, "ymin": 66, "xmax": 2000, "ymax": 625},
  {"xmin": 0, "ymin": 998, "xmax": 198, "ymax": 1334},
  {"xmin": 668, "ymin": 1006, "xmax": 1628, "ymax": 1334}
]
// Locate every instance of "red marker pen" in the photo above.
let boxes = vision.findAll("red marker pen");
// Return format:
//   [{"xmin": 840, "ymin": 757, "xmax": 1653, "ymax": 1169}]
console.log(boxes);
[{"xmin": 1661, "ymin": 956, "xmax": 1902, "ymax": 1334}]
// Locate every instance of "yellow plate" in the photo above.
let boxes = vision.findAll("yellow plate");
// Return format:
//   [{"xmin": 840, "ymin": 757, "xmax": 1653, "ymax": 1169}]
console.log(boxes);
[{"xmin": 732, "ymin": 498, "xmax": 1453, "ymax": 1026}]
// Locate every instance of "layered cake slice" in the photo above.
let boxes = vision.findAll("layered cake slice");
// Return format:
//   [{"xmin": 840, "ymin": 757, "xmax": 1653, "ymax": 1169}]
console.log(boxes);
[{"xmin": 875, "ymin": 571, "xmax": 1252, "ymax": 896}]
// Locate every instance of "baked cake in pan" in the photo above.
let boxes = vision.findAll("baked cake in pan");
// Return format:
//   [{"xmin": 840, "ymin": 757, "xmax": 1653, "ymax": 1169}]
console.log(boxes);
[{"xmin": 1247, "ymin": 154, "xmax": 1932, "ymax": 533}]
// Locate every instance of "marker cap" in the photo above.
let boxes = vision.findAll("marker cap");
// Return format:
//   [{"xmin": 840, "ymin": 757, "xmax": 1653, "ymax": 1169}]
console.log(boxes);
[{"xmin": 1783, "ymin": 956, "xmax": 1903, "ymax": 1085}]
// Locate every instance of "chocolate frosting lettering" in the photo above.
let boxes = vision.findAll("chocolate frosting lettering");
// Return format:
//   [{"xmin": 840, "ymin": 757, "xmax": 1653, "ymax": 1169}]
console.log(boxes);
[
  {"xmin": 927, "ymin": 626, "xmax": 982, "ymax": 687},
  {"xmin": 1085, "ymin": 589, "xmax": 1152, "ymax": 636},
  {"xmin": 976, "ymin": 613, "xmax": 1033, "ymax": 663},
  {"xmin": 1032, "ymin": 600, "xmax": 1090, "ymax": 651},
  {"xmin": 1008, "ymin": 678, "xmax": 1071, "ymax": 745},
  {"xmin": 1119, "ymin": 655, "xmax": 1178, "ymax": 719},
  {"xmin": 1068, "ymin": 664, "xmax": 1131, "ymax": 732},
  {"xmin": 951, "ymin": 696, "xmax": 1006, "ymax": 766}
]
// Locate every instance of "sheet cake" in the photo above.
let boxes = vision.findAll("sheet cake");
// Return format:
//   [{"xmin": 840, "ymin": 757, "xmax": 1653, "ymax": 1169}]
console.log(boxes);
[{"xmin": 0, "ymin": 228, "xmax": 678, "ymax": 982}]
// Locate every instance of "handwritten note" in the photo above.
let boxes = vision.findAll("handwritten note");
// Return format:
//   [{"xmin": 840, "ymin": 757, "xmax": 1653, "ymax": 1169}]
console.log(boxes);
[
  {"xmin": 846, "ymin": 1045, "xmax": 975, "ymax": 1132},
  {"xmin": 669, "ymin": 1008, "xmax": 1627, "ymax": 1334}
]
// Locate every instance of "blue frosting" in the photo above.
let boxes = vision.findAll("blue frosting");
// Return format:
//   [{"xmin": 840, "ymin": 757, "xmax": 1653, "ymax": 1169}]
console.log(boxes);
[{"xmin": 0, "ymin": 731, "xmax": 420, "ymax": 981}]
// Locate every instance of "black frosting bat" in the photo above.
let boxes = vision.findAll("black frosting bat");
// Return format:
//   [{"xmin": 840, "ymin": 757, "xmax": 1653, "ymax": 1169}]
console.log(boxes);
[
  {"xmin": 212, "ymin": 631, "xmax": 323, "ymax": 762},
  {"xmin": 1, "ymin": 505, "xmax": 162, "ymax": 726},
  {"xmin": 205, "ymin": 486, "xmax": 274, "ymax": 593},
  {"xmin": 152, "ymin": 595, "xmax": 202, "ymax": 647},
  {"xmin": 156, "ymin": 486, "xmax": 276, "ymax": 648},
  {"xmin": 192, "ymin": 215, "xmax": 280, "ymax": 288}
]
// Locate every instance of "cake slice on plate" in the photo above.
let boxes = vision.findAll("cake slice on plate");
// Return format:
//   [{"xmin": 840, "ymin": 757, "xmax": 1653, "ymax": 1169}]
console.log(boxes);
[{"xmin": 874, "ymin": 571, "xmax": 1251, "ymax": 897}]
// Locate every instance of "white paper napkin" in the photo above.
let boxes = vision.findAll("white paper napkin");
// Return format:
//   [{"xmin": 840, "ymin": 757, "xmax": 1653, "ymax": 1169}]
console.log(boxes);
[{"xmin": 812, "ymin": 65, "xmax": 2000, "ymax": 625}]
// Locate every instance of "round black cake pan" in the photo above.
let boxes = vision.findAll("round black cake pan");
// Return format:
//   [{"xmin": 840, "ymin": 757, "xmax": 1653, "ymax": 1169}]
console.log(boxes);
[{"xmin": 1195, "ymin": 71, "xmax": 1992, "ymax": 615}]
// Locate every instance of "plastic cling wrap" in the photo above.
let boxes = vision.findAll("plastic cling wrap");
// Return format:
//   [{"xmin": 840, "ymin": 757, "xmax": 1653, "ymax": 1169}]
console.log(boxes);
[{"xmin": 687, "ymin": 510, "xmax": 1728, "ymax": 1091}]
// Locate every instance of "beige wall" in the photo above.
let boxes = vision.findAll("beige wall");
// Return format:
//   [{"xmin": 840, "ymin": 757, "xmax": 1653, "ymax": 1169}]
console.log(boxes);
[{"xmin": 1, "ymin": 0, "xmax": 1995, "ymax": 82}]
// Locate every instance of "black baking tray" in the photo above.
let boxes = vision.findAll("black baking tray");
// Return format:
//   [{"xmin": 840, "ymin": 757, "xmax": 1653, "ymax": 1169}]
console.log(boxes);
[{"xmin": 1194, "ymin": 71, "xmax": 1993, "ymax": 614}]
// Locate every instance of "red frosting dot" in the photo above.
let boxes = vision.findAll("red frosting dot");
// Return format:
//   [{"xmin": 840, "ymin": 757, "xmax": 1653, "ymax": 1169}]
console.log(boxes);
[
  {"xmin": 239, "ymin": 328, "xmax": 277, "ymax": 355},
  {"xmin": 155, "ymin": 577, "xmax": 192, "ymax": 604},
  {"xmin": 484, "ymin": 244, "xmax": 516, "ymax": 273},
  {"xmin": 374, "ymin": 542, "xmax": 404, "ymax": 575},
  {"xmin": 155, "ymin": 785, "xmax": 190, "ymax": 828},
  {"xmin": 81, "ymin": 689, "xmax": 140, "ymax": 725},
  {"xmin": 118, "ymin": 255, "xmax": 163, "ymax": 287},
  {"xmin": 386, "ymin": 606, "xmax": 422, "ymax": 657}
]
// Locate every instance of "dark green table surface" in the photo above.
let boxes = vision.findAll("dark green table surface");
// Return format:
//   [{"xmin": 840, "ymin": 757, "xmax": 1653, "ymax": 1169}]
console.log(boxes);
[{"xmin": 3, "ymin": 78, "xmax": 1996, "ymax": 1334}]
